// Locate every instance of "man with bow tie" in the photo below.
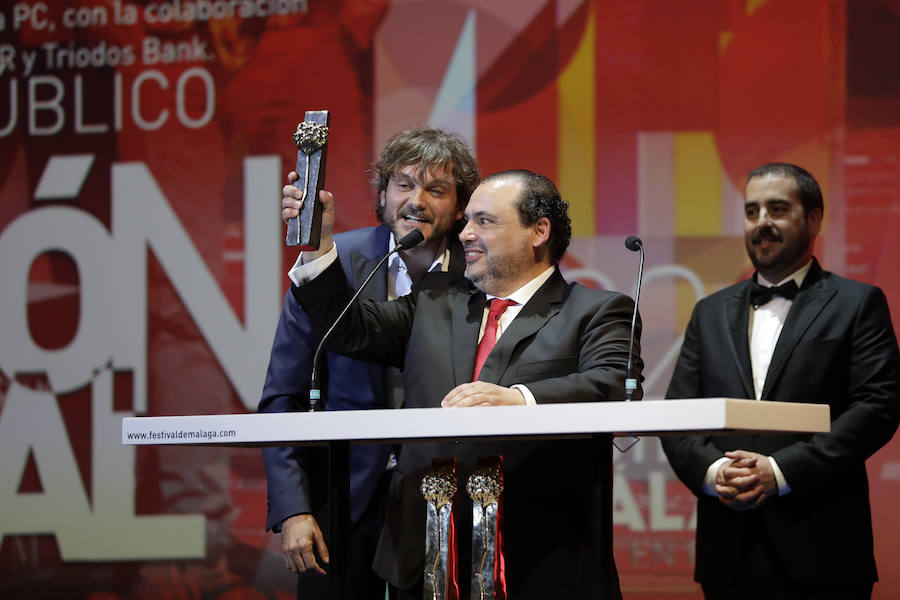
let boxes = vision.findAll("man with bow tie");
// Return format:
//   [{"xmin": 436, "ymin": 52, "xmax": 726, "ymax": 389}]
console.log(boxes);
[{"xmin": 662, "ymin": 163, "xmax": 900, "ymax": 599}]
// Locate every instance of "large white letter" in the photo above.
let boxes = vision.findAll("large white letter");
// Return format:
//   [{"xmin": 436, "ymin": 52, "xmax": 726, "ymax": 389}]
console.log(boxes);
[
  {"xmin": 0, "ymin": 206, "xmax": 120, "ymax": 393},
  {"xmin": 0, "ymin": 372, "xmax": 205, "ymax": 560},
  {"xmin": 111, "ymin": 158, "xmax": 281, "ymax": 409}
]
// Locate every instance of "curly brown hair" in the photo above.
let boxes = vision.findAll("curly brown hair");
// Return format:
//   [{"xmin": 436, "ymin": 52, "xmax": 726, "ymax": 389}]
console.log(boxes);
[{"xmin": 371, "ymin": 127, "xmax": 479, "ymax": 222}]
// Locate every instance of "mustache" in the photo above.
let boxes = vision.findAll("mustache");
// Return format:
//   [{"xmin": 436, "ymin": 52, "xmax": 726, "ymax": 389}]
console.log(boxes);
[
  {"xmin": 751, "ymin": 226, "xmax": 782, "ymax": 244},
  {"xmin": 463, "ymin": 241, "xmax": 485, "ymax": 252},
  {"xmin": 398, "ymin": 207, "xmax": 432, "ymax": 222}
]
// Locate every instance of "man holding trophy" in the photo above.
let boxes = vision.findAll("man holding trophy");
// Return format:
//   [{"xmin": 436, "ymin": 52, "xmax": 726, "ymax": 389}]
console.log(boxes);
[{"xmin": 259, "ymin": 126, "xmax": 479, "ymax": 599}]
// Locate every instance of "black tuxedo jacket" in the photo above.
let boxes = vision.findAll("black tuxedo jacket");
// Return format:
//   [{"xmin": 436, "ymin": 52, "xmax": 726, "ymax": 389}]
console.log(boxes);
[
  {"xmin": 294, "ymin": 260, "xmax": 641, "ymax": 598},
  {"xmin": 661, "ymin": 259, "xmax": 900, "ymax": 588}
]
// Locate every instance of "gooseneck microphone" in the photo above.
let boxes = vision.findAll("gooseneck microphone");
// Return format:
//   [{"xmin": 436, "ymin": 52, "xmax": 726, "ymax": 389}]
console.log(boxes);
[
  {"xmin": 624, "ymin": 235, "xmax": 644, "ymax": 402},
  {"xmin": 308, "ymin": 228, "xmax": 425, "ymax": 411}
]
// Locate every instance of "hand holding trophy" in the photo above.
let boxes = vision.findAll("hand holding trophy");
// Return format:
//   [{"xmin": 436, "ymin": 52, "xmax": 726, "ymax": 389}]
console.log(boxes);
[{"xmin": 286, "ymin": 110, "xmax": 330, "ymax": 248}]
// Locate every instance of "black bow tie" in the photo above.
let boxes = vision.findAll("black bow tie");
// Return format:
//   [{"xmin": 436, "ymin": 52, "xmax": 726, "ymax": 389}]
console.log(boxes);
[{"xmin": 749, "ymin": 280, "xmax": 799, "ymax": 308}]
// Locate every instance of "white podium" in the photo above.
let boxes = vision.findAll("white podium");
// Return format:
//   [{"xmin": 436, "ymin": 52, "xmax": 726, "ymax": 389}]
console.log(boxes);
[{"xmin": 122, "ymin": 398, "xmax": 829, "ymax": 599}]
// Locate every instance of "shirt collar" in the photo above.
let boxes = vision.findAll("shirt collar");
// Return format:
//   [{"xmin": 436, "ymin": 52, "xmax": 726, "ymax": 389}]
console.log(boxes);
[
  {"xmin": 757, "ymin": 259, "xmax": 813, "ymax": 289},
  {"xmin": 387, "ymin": 233, "xmax": 450, "ymax": 274},
  {"xmin": 487, "ymin": 265, "xmax": 556, "ymax": 306}
]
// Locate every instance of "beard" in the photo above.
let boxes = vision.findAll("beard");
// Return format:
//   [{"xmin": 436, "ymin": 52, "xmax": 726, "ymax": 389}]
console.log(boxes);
[
  {"xmin": 464, "ymin": 256, "xmax": 506, "ymax": 289},
  {"xmin": 746, "ymin": 224, "xmax": 811, "ymax": 280},
  {"xmin": 464, "ymin": 241, "xmax": 532, "ymax": 295}
]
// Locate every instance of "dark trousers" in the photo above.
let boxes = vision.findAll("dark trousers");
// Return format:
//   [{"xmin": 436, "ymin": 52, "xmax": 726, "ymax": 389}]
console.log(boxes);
[
  {"xmin": 701, "ymin": 522, "xmax": 872, "ymax": 600},
  {"xmin": 297, "ymin": 471, "xmax": 391, "ymax": 600}
]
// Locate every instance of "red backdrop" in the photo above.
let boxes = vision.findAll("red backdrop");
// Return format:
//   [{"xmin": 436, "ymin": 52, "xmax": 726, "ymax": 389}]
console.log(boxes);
[{"xmin": 2, "ymin": 1, "xmax": 899, "ymax": 598}]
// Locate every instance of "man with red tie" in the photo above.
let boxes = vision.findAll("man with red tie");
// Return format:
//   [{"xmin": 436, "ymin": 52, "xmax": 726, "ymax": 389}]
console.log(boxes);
[{"xmin": 286, "ymin": 169, "xmax": 642, "ymax": 599}]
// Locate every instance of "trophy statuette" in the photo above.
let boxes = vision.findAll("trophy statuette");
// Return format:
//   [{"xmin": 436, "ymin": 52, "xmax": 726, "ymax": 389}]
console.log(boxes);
[{"xmin": 286, "ymin": 110, "xmax": 330, "ymax": 248}]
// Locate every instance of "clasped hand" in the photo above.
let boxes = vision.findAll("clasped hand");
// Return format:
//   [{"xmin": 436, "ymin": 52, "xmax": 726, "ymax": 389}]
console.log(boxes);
[{"xmin": 715, "ymin": 450, "xmax": 778, "ymax": 511}]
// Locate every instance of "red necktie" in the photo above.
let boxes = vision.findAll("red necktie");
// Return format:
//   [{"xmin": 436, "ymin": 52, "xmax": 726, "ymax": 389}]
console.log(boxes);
[{"xmin": 472, "ymin": 299, "xmax": 517, "ymax": 381}]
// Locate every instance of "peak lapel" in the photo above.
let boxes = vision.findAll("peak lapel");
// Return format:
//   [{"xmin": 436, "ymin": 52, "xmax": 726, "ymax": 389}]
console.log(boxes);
[
  {"xmin": 761, "ymin": 278, "xmax": 835, "ymax": 399},
  {"xmin": 725, "ymin": 283, "xmax": 756, "ymax": 399}
]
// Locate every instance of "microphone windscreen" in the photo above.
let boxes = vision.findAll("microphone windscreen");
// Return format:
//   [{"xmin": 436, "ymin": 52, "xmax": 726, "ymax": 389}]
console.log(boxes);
[
  {"xmin": 397, "ymin": 229, "xmax": 425, "ymax": 250},
  {"xmin": 625, "ymin": 235, "xmax": 643, "ymax": 251}
]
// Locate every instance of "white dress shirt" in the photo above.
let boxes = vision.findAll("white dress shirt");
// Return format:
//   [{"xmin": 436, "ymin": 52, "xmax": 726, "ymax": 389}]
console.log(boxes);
[
  {"xmin": 386, "ymin": 234, "xmax": 450, "ymax": 299},
  {"xmin": 288, "ymin": 237, "xmax": 449, "ymax": 288},
  {"xmin": 702, "ymin": 260, "xmax": 813, "ymax": 498}
]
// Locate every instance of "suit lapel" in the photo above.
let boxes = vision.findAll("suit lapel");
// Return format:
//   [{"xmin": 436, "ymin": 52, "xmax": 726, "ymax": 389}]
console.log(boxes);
[
  {"xmin": 351, "ymin": 230, "xmax": 464, "ymax": 300},
  {"xmin": 451, "ymin": 290, "xmax": 487, "ymax": 385},
  {"xmin": 349, "ymin": 226, "xmax": 390, "ymax": 302},
  {"xmin": 761, "ymin": 262, "xmax": 835, "ymax": 399},
  {"xmin": 725, "ymin": 282, "xmax": 756, "ymax": 399},
  {"xmin": 341, "ymin": 226, "xmax": 391, "ymax": 406},
  {"xmin": 478, "ymin": 269, "xmax": 566, "ymax": 384}
]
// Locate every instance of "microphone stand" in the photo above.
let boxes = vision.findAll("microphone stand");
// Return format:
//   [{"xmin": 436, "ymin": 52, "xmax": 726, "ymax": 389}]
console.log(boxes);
[
  {"xmin": 308, "ymin": 228, "xmax": 425, "ymax": 411},
  {"xmin": 300, "ymin": 228, "xmax": 424, "ymax": 600},
  {"xmin": 624, "ymin": 235, "xmax": 644, "ymax": 402}
]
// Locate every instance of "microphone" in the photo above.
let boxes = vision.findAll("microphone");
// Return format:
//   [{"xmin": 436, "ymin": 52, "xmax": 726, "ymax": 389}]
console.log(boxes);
[
  {"xmin": 308, "ymin": 229, "xmax": 425, "ymax": 411},
  {"xmin": 395, "ymin": 228, "xmax": 425, "ymax": 251},
  {"xmin": 625, "ymin": 235, "xmax": 642, "ymax": 252},
  {"xmin": 623, "ymin": 235, "xmax": 644, "ymax": 402}
]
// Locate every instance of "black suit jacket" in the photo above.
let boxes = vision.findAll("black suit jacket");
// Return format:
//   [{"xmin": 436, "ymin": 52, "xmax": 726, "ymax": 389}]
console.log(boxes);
[
  {"xmin": 661, "ymin": 259, "xmax": 900, "ymax": 587},
  {"xmin": 294, "ymin": 260, "xmax": 641, "ymax": 598},
  {"xmin": 258, "ymin": 226, "xmax": 464, "ymax": 530}
]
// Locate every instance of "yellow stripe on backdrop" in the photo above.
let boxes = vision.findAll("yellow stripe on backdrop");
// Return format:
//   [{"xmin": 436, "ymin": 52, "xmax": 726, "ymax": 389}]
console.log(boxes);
[
  {"xmin": 675, "ymin": 131, "xmax": 724, "ymax": 236},
  {"xmin": 558, "ymin": 7, "xmax": 596, "ymax": 237}
]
